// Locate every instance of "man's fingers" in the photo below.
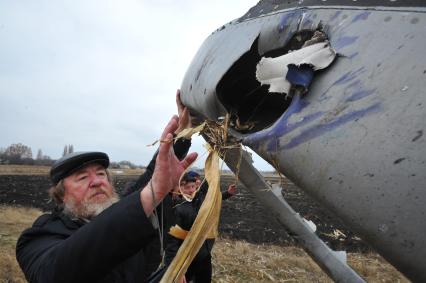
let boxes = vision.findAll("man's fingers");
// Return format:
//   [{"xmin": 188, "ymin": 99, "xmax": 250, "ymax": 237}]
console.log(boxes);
[
  {"xmin": 154, "ymin": 118, "xmax": 174, "ymax": 161},
  {"xmin": 157, "ymin": 132, "xmax": 174, "ymax": 164},
  {"xmin": 180, "ymin": 152, "xmax": 198, "ymax": 169},
  {"xmin": 176, "ymin": 89, "xmax": 185, "ymax": 114},
  {"xmin": 180, "ymin": 107, "xmax": 189, "ymax": 123},
  {"xmin": 228, "ymin": 184, "xmax": 237, "ymax": 194},
  {"xmin": 182, "ymin": 107, "xmax": 188, "ymax": 117},
  {"xmin": 161, "ymin": 116, "xmax": 179, "ymax": 141}
]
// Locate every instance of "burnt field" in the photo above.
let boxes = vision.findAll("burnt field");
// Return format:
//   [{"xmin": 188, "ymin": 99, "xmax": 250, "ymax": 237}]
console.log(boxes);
[{"xmin": 0, "ymin": 174, "xmax": 369, "ymax": 252}]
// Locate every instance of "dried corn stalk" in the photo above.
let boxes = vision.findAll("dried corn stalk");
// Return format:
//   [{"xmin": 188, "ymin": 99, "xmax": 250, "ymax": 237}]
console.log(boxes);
[
  {"xmin": 161, "ymin": 116, "xmax": 241, "ymax": 282},
  {"xmin": 175, "ymin": 122, "xmax": 206, "ymax": 141}
]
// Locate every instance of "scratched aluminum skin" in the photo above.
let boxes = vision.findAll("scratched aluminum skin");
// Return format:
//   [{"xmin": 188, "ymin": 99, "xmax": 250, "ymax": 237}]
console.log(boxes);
[{"xmin": 180, "ymin": 3, "xmax": 426, "ymax": 281}]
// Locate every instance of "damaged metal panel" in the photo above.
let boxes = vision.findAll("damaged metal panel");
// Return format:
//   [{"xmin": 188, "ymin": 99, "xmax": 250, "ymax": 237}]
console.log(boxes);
[
  {"xmin": 256, "ymin": 38, "xmax": 336, "ymax": 95},
  {"xmin": 180, "ymin": 19, "xmax": 261, "ymax": 122},
  {"xmin": 180, "ymin": 1, "xmax": 426, "ymax": 281},
  {"xmin": 240, "ymin": 8, "xmax": 426, "ymax": 282}
]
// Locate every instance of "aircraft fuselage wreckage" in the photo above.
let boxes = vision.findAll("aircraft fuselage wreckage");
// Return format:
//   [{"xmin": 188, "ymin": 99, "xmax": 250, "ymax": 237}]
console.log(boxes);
[{"xmin": 179, "ymin": 0, "xmax": 426, "ymax": 282}]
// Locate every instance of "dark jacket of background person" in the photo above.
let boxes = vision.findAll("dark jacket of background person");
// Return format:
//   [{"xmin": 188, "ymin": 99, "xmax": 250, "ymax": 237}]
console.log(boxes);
[
  {"xmin": 16, "ymin": 138, "xmax": 191, "ymax": 283},
  {"xmin": 164, "ymin": 182, "xmax": 234, "ymax": 281},
  {"xmin": 124, "ymin": 138, "xmax": 191, "ymax": 278}
]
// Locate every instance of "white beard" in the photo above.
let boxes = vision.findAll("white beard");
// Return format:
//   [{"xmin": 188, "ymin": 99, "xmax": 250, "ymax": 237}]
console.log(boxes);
[{"xmin": 63, "ymin": 192, "xmax": 120, "ymax": 220}]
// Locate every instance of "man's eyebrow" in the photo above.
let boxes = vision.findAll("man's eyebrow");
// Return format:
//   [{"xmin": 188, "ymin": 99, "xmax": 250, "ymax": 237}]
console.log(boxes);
[
  {"xmin": 94, "ymin": 165, "xmax": 106, "ymax": 171},
  {"xmin": 74, "ymin": 168, "xmax": 88, "ymax": 175},
  {"xmin": 73, "ymin": 164, "xmax": 105, "ymax": 175}
]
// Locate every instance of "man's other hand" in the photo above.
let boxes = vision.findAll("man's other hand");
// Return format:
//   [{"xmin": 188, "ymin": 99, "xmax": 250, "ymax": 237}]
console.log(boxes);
[
  {"xmin": 141, "ymin": 115, "xmax": 197, "ymax": 216},
  {"xmin": 175, "ymin": 89, "xmax": 192, "ymax": 134},
  {"xmin": 227, "ymin": 184, "xmax": 237, "ymax": 195}
]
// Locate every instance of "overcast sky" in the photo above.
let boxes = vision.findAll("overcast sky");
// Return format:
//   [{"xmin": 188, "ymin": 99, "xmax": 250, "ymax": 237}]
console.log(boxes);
[{"xmin": 0, "ymin": 0, "xmax": 274, "ymax": 171}]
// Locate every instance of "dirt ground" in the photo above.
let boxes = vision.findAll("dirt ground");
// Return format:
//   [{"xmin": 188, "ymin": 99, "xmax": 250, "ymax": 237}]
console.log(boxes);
[
  {"xmin": 1, "ymin": 205, "xmax": 407, "ymax": 283},
  {"xmin": 0, "ymin": 173, "xmax": 368, "ymax": 252}
]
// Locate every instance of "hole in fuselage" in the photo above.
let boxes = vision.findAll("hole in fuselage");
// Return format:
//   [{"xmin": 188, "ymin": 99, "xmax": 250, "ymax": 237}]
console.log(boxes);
[{"xmin": 216, "ymin": 30, "xmax": 316, "ymax": 134}]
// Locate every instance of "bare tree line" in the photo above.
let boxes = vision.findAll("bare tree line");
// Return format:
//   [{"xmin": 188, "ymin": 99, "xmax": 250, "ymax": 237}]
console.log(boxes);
[
  {"xmin": 0, "ymin": 143, "xmax": 142, "ymax": 169},
  {"xmin": 0, "ymin": 143, "xmax": 54, "ymax": 166}
]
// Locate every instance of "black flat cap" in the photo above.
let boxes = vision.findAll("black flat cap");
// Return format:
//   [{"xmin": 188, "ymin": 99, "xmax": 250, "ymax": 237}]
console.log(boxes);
[
  {"xmin": 50, "ymin": 151, "xmax": 109, "ymax": 185},
  {"xmin": 183, "ymin": 171, "xmax": 197, "ymax": 183}
]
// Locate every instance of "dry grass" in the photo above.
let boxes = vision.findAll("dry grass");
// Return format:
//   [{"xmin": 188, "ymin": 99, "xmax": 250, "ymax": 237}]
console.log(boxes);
[
  {"xmin": 0, "ymin": 165, "xmax": 50, "ymax": 175},
  {"xmin": 212, "ymin": 239, "xmax": 329, "ymax": 283},
  {"xmin": 0, "ymin": 205, "xmax": 42, "ymax": 282},
  {"xmin": 0, "ymin": 205, "xmax": 409, "ymax": 283},
  {"xmin": 109, "ymin": 168, "xmax": 145, "ymax": 176},
  {"xmin": 212, "ymin": 238, "xmax": 409, "ymax": 283},
  {"xmin": 0, "ymin": 165, "xmax": 144, "ymax": 176}
]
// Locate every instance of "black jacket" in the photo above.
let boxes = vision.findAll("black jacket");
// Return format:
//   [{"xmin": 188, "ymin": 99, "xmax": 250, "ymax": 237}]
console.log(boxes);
[
  {"xmin": 164, "ymin": 182, "xmax": 234, "ymax": 266},
  {"xmin": 16, "ymin": 138, "xmax": 191, "ymax": 283},
  {"xmin": 16, "ymin": 192, "xmax": 156, "ymax": 283}
]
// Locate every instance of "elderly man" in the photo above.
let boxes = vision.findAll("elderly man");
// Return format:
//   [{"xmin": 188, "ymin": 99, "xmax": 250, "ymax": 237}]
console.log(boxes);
[{"xmin": 16, "ymin": 113, "xmax": 197, "ymax": 283}]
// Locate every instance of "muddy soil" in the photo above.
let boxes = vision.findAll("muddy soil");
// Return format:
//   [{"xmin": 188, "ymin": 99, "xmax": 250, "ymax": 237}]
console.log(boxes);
[{"xmin": 0, "ymin": 174, "xmax": 368, "ymax": 252}]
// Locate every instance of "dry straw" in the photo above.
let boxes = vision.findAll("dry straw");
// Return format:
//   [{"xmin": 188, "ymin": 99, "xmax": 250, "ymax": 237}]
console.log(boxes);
[{"xmin": 161, "ymin": 116, "xmax": 241, "ymax": 282}]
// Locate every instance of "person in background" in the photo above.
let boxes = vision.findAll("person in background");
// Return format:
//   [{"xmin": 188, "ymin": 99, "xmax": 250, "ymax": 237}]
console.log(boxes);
[{"xmin": 165, "ymin": 171, "xmax": 237, "ymax": 282}]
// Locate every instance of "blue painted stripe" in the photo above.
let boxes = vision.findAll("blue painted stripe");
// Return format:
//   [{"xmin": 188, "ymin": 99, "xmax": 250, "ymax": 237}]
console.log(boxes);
[{"xmin": 282, "ymin": 102, "xmax": 381, "ymax": 150}]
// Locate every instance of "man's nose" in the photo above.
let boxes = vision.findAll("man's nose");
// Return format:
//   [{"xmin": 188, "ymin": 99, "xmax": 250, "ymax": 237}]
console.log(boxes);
[{"xmin": 89, "ymin": 175, "xmax": 103, "ymax": 187}]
